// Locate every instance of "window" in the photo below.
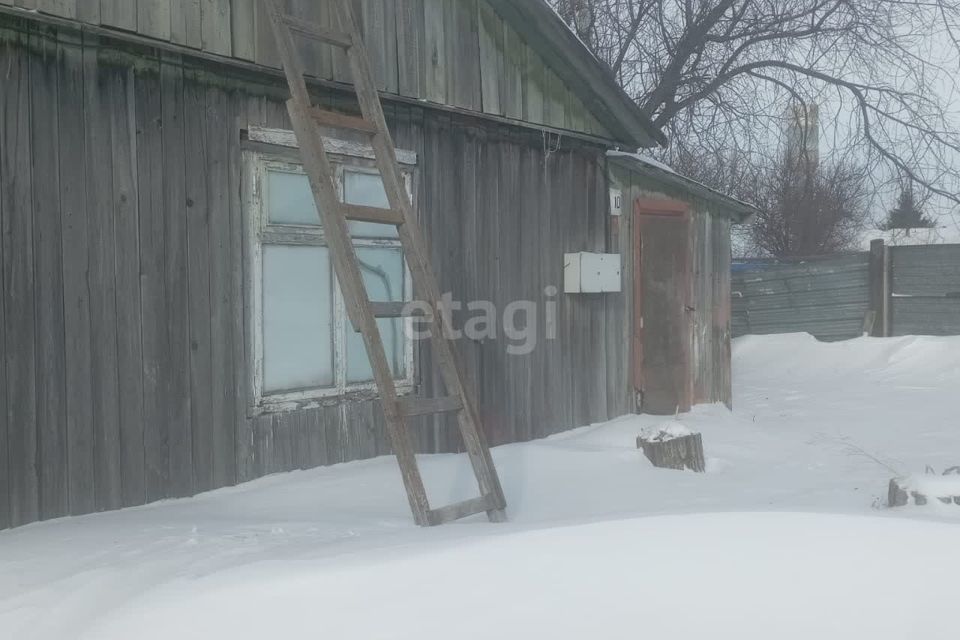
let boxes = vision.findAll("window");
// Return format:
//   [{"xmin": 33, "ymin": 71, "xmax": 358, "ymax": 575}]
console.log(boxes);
[{"xmin": 246, "ymin": 147, "xmax": 415, "ymax": 410}]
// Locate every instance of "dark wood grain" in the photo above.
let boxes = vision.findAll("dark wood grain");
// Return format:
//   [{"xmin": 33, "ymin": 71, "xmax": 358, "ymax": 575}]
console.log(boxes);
[
  {"xmin": 85, "ymin": 38, "xmax": 123, "ymax": 513},
  {"xmin": 31, "ymin": 30, "xmax": 68, "ymax": 521},
  {"xmin": 109, "ymin": 62, "xmax": 147, "ymax": 508},
  {"xmin": 184, "ymin": 71, "xmax": 215, "ymax": 494},
  {"xmin": 136, "ymin": 54, "xmax": 171, "ymax": 503},
  {"xmin": 58, "ymin": 31, "xmax": 95, "ymax": 517},
  {"xmin": 1, "ymin": 28, "xmax": 38, "ymax": 526}
]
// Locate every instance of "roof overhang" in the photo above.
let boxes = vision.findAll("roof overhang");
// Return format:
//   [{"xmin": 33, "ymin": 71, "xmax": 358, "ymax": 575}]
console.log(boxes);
[
  {"xmin": 486, "ymin": 0, "xmax": 666, "ymax": 149},
  {"xmin": 607, "ymin": 151, "xmax": 758, "ymax": 223}
]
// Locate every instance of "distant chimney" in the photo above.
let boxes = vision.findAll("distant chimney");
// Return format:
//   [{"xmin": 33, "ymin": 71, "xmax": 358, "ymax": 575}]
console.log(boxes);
[
  {"xmin": 785, "ymin": 103, "xmax": 819, "ymax": 170},
  {"xmin": 564, "ymin": 0, "xmax": 593, "ymax": 46}
]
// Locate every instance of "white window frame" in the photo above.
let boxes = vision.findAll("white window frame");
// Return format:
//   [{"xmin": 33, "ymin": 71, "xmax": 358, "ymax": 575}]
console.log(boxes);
[{"xmin": 244, "ymin": 134, "xmax": 417, "ymax": 414}]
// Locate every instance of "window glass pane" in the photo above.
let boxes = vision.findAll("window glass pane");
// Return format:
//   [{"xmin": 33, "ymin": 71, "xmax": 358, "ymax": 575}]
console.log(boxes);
[
  {"xmin": 344, "ymin": 170, "xmax": 400, "ymax": 238},
  {"xmin": 347, "ymin": 247, "xmax": 407, "ymax": 383},
  {"xmin": 267, "ymin": 170, "xmax": 321, "ymax": 226},
  {"xmin": 262, "ymin": 245, "xmax": 334, "ymax": 392}
]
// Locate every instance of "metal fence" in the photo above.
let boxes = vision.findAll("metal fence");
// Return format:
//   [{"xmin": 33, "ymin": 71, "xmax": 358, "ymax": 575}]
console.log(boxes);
[
  {"xmin": 890, "ymin": 244, "xmax": 960, "ymax": 336},
  {"xmin": 732, "ymin": 243, "xmax": 960, "ymax": 340}
]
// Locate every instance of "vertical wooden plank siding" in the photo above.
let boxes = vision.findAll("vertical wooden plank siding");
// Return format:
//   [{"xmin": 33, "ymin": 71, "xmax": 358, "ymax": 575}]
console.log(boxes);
[
  {"xmin": 135, "ymin": 54, "xmax": 169, "ymax": 503},
  {"xmin": 235, "ymin": 93, "xmax": 265, "ymax": 483},
  {"xmin": 100, "ymin": 0, "xmax": 136, "ymax": 31},
  {"xmin": 76, "ymin": 0, "xmax": 99, "ymax": 24},
  {"xmin": 422, "ymin": 0, "xmax": 446, "ymax": 104},
  {"xmin": 360, "ymin": 0, "xmax": 397, "ymax": 92},
  {"xmin": 396, "ymin": 0, "xmax": 424, "ymax": 98},
  {"xmin": 0, "ymin": 80, "xmax": 7, "ymax": 529},
  {"xmin": 226, "ymin": 89, "xmax": 246, "ymax": 488},
  {"xmin": 0, "ymin": 41, "xmax": 9, "ymax": 555},
  {"xmin": 17, "ymin": 0, "xmax": 607, "ymax": 140},
  {"xmin": 171, "ymin": 0, "xmax": 203, "ymax": 49},
  {"xmin": 110, "ymin": 65, "xmax": 147, "ymax": 507},
  {"xmin": 477, "ymin": 1, "xmax": 502, "ymax": 116},
  {"xmin": 510, "ymin": 141, "xmax": 540, "ymax": 440},
  {"xmin": 30, "ymin": 31, "xmax": 69, "ymax": 520},
  {"xmin": 201, "ymin": 0, "xmax": 231, "ymax": 55},
  {"xmin": 500, "ymin": 20, "xmax": 523, "ymax": 120},
  {"xmin": 207, "ymin": 84, "xmax": 238, "ymax": 488},
  {"xmin": 37, "ymin": 0, "xmax": 76, "ymax": 19},
  {"xmin": 84, "ymin": 37, "xmax": 123, "ymax": 512},
  {"xmin": 0, "ymin": 21, "xmax": 667, "ymax": 528},
  {"xmin": 138, "ymin": 0, "xmax": 170, "ymax": 40},
  {"xmin": 287, "ymin": 0, "xmax": 330, "ymax": 82},
  {"xmin": 252, "ymin": 0, "xmax": 278, "ymax": 69},
  {"xmin": 1, "ymin": 29, "xmax": 39, "ymax": 526},
  {"xmin": 160, "ymin": 55, "xmax": 193, "ymax": 499},
  {"xmin": 445, "ymin": 0, "xmax": 481, "ymax": 110},
  {"xmin": 184, "ymin": 72, "xmax": 215, "ymax": 493},
  {"xmin": 230, "ymin": 0, "xmax": 255, "ymax": 61},
  {"xmin": 169, "ymin": 0, "xmax": 185, "ymax": 44},
  {"xmin": 521, "ymin": 42, "xmax": 544, "ymax": 124},
  {"xmin": 57, "ymin": 31, "xmax": 97, "ymax": 516}
]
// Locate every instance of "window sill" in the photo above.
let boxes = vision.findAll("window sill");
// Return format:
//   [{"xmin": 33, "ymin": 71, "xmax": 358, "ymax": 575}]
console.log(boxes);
[{"xmin": 249, "ymin": 383, "xmax": 416, "ymax": 417}]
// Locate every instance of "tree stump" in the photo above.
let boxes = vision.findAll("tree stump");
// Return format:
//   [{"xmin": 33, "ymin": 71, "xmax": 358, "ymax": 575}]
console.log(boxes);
[
  {"xmin": 889, "ymin": 475, "xmax": 960, "ymax": 507},
  {"xmin": 637, "ymin": 425, "xmax": 705, "ymax": 472}
]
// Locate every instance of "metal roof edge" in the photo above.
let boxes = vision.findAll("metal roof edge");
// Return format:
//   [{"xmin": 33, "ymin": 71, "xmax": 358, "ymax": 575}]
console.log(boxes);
[{"xmin": 607, "ymin": 151, "xmax": 758, "ymax": 223}]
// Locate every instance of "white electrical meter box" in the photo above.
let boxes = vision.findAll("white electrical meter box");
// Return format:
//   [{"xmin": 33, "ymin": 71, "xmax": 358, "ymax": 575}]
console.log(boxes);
[{"xmin": 564, "ymin": 252, "xmax": 622, "ymax": 293}]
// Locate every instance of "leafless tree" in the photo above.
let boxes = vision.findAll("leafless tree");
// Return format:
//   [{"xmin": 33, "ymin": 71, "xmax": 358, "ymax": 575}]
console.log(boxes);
[
  {"xmin": 745, "ymin": 154, "xmax": 870, "ymax": 256},
  {"xmin": 552, "ymin": 0, "xmax": 960, "ymax": 215}
]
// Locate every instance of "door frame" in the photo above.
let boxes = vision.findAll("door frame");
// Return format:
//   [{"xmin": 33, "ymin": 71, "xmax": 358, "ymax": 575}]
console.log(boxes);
[{"xmin": 632, "ymin": 197, "xmax": 694, "ymax": 413}]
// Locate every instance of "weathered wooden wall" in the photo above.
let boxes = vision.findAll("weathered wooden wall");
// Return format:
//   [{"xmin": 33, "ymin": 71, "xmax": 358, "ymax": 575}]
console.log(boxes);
[
  {"xmin": 0, "ymin": 20, "xmax": 622, "ymax": 530},
  {"xmin": 0, "ymin": 0, "xmax": 611, "ymax": 138},
  {"xmin": 609, "ymin": 165, "xmax": 735, "ymax": 408}
]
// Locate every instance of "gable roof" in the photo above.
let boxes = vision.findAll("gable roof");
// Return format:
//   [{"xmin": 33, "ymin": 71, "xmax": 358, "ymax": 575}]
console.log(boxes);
[
  {"xmin": 607, "ymin": 151, "xmax": 758, "ymax": 222},
  {"xmin": 487, "ymin": 0, "xmax": 666, "ymax": 148}
]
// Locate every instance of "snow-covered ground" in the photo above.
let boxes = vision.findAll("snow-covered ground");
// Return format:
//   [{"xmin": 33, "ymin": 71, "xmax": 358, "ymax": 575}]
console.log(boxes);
[{"xmin": 2, "ymin": 333, "xmax": 960, "ymax": 639}]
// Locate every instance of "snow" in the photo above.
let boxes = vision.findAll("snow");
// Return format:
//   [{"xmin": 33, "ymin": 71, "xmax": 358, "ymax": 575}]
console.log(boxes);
[
  {"xmin": 639, "ymin": 422, "xmax": 694, "ymax": 441},
  {"xmin": 898, "ymin": 473, "xmax": 960, "ymax": 499},
  {"xmin": 607, "ymin": 149, "xmax": 678, "ymax": 174},
  {"xmin": 3, "ymin": 333, "xmax": 960, "ymax": 639}
]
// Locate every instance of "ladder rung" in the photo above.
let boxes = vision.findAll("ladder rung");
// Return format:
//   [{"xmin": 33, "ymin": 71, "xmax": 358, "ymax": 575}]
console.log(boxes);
[
  {"xmin": 342, "ymin": 204, "xmax": 404, "ymax": 226},
  {"xmin": 369, "ymin": 301, "xmax": 429, "ymax": 318},
  {"xmin": 265, "ymin": 0, "xmax": 507, "ymax": 528},
  {"xmin": 397, "ymin": 395, "xmax": 463, "ymax": 418},
  {"xmin": 281, "ymin": 15, "xmax": 352, "ymax": 48},
  {"xmin": 427, "ymin": 494, "xmax": 497, "ymax": 526},
  {"xmin": 310, "ymin": 107, "xmax": 378, "ymax": 134}
]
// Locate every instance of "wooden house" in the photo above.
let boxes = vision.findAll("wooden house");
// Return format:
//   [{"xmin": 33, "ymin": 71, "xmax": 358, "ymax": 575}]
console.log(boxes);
[{"xmin": 0, "ymin": 0, "xmax": 753, "ymax": 529}]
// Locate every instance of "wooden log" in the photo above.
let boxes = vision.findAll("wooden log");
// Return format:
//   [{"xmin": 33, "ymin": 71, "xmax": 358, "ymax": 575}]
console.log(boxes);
[{"xmin": 637, "ymin": 428, "xmax": 705, "ymax": 473}]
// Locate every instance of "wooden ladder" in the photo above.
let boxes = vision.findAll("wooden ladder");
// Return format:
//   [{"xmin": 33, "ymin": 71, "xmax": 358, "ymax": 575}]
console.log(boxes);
[{"xmin": 262, "ymin": 0, "xmax": 507, "ymax": 526}]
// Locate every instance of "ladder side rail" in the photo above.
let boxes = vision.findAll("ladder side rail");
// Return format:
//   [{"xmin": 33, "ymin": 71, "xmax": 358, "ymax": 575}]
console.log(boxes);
[
  {"xmin": 264, "ymin": 0, "xmax": 313, "ymax": 108},
  {"xmin": 263, "ymin": 0, "xmax": 432, "ymax": 525},
  {"xmin": 334, "ymin": 1, "xmax": 507, "ymax": 516},
  {"xmin": 286, "ymin": 98, "xmax": 433, "ymax": 527}
]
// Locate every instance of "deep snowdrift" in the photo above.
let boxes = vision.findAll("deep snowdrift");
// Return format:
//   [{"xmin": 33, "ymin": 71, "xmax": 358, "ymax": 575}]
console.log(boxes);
[{"xmin": 2, "ymin": 333, "xmax": 959, "ymax": 639}]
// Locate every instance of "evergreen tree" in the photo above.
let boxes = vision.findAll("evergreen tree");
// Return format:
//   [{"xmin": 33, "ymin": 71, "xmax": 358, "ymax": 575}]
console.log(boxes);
[{"xmin": 882, "ymin": 186, "xmax": 935, "ymax": 231}]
